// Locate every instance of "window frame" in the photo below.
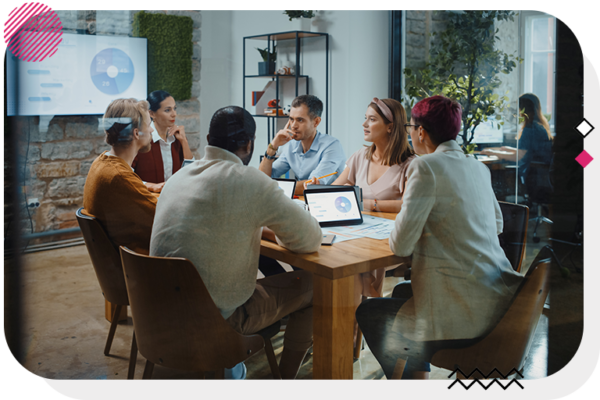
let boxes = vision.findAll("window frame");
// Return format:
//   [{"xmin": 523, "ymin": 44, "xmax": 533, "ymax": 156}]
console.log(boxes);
[{"xmin": 519, "ymin": 11, "xmax": 557, "ymax": 133}]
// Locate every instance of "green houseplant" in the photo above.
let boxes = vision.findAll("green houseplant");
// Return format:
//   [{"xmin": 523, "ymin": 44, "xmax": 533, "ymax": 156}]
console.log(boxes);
[
  {"xmin": 403, "ymin": 11, "xmax": 522, "ymax": 153},
  {"xmin": 256, "ymin": 46, "xmax": 277, "ymax": 75},
  {"xmin": 283, "ymin": 11, "xmax": 316, "ymax": 21}
]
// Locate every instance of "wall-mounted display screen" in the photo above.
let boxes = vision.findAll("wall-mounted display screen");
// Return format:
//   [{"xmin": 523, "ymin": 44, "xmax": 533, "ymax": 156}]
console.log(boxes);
[{"xmin": 7, "ymin": 33, "xmax": 147, "ymax": 116}]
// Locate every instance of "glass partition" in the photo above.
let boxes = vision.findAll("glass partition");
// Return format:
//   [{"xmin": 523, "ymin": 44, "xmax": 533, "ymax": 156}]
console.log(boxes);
[{"xmin": 400, "ymin": 10, "xmax": 559, "ymax": 266}]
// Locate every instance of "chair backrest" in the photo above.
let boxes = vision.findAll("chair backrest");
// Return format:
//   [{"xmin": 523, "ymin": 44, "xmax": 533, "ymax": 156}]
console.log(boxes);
[
  {"xmin": 431, "ymin": 259, "xmax": 551, "ymax": 378},
  {"xmin": 76, "ymin": 208, "xmax": 129, "ymax": 306},
  {"xmin": 119, "ymin": 246, "xmax": 265, "ymax": 372},
  {"xmin": 498, "ymin": 201, "xmax": 529, "ymax": 273},
  {"xmin": 525, "ymin": 161, "xmax": 553, "ymax": 204}
]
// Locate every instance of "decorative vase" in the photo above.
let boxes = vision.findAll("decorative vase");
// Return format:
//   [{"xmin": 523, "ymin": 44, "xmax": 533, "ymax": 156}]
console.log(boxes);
[{"xmin": 258, "ymin": 61, "xmax": 276, "ymax": 76}]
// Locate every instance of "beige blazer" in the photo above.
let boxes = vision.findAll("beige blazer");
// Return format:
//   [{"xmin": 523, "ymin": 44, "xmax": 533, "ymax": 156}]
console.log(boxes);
[{"xmin": 390, "ymin": 140, "xmax": 523, "ymax": 341}]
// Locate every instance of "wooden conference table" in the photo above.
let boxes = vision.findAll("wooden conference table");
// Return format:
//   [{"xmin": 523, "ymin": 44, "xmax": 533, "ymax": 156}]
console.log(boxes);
[{"xmin": 260, "ymin": 208, "xmax": 404, "ymax": 379}]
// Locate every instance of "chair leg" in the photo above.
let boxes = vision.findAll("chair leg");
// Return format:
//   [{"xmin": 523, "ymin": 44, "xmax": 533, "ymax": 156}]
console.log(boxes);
[
  {"xmin": 142, "ymin": 360, "xmax": 154, "ymax": 379},
  {"xmin": 264, "ymin": 339, "xmax": 282, "ymax": 379},
  {"xmin": 104, "ymin": 304, "xmax": 122, "ymax": 355},
  {"xmin": 127, "ymin": 331, "xmax": 137, "ymax": 379},
  {"xmin": 354, "ymin": 326, "xmax": 363, "ymax": 360},
  {"xmin": 354, "ymin": 295, "xmax": 367, "ymax": 360},
  {"xmin": 390, "ymin": 358, "xmax": 407, "ymax": 380}
]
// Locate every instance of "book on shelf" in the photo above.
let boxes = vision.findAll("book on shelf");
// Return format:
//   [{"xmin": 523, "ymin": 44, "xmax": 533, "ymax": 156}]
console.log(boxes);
[
  {"xmin": 264, "ymin": 108, "xmax": 285, "ymax": 116},
  {"xmin": 252, "ymin": 91, "xmax": 265, "ymax": 106}
]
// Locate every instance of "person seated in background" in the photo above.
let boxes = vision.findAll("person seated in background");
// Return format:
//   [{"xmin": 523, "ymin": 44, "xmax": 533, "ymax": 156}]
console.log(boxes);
[
  {"xmin": 83, "ymin": 98, "xmax": 157, "ymax": 255},
  {"xmin": 480, "ymin": 92, "xmax": 553, "ymax": 181},
  {"xmin": 150, "ymin": 106, "xmax": 322, "ymax": 379},
  {"xmin": 305, "ymin": 97, "xmax": 416, "ymax": 349},
  {"xmin": 259, "ymin": 94, "xmax": 346, "ymax": 195},
  {"xmin": 356, "ymin": 95, "xmax": 523, "ymax": 379},
  {"xmin": 132, "ymin": 90, "xmax": 195, "ymax": 193}
]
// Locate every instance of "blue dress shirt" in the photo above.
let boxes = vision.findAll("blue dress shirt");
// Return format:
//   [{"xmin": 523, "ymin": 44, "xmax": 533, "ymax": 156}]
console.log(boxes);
[{"xmin": 271, "ymin": 131, "xmax": 346, "ymax": 185}]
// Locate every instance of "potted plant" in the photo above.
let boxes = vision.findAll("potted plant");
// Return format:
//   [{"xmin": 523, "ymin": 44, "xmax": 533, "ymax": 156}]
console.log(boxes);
[
  {"xmin": 283, "ymin": 10, "xmax": 316, "ymax": 21},
  {"xmin": 256, "ymin": 46, "xmax": 277, "ymax": 76},
  {"xmin": 403, "ymin": 11, "xmax": 522, "ymax": 153}
]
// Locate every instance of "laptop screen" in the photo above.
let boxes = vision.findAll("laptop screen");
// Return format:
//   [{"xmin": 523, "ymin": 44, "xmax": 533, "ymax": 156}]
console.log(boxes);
[
  {"xmin": 274, "ymin": 178, "xmax": 296, "ymax": 199},
  {"xmin": 304, "ymin": 187, "xmax": 363, "ymax": 227}
]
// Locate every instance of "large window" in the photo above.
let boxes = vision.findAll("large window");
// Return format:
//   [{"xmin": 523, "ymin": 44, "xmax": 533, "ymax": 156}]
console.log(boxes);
[{"xmin": 522, "ymin": 12, "xmax": 556, "ymax": 131}]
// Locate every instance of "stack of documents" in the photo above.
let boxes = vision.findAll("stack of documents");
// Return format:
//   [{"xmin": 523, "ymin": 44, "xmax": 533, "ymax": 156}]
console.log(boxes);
[{"xmin": 322, "ymin": 215, "xmax": 396, "ymax": 243}]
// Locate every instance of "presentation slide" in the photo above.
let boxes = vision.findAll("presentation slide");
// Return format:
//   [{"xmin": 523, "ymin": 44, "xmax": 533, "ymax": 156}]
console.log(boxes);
[
  {"xmin": 7, "ymin": 33, "xmax": 147, "ymax": 116},
  {"xmin": 306, "ymin": 192, "xmax": 361, "ymax": 223}
]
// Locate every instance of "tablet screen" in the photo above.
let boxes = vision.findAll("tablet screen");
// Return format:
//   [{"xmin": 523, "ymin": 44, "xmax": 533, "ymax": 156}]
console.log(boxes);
[
  {"xmin": 304, "ymin": 187, "xmax": 363, "ymax": 227},
  {"xmin": 275, "ymin": 178, "xmax": 296, "ymax": 199}
]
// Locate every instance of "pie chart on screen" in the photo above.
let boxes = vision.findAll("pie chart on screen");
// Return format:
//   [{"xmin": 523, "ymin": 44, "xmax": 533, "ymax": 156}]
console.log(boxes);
[
  {"xmin": 90, "ymin": 48, "xmax": 135, "ymax": 95},
  {"xmin": 334, "ymin": 196, "xmax": 352, "ymax": 213}
]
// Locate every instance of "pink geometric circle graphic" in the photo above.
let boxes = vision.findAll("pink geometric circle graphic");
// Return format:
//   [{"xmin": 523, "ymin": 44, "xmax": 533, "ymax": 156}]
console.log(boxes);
[
  {"xmin": 4, "ymin": 2, "xmax": 62, "ymax": 62},
  {"xmin": 575, "ymin": 150, "xmax": 593, "ymax": 168}
]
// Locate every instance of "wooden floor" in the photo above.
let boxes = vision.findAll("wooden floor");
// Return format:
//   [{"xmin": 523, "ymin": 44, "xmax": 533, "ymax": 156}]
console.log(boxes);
[{"xmin": 12, "ymin": 218, "xmax": 566, "ymax": 380}]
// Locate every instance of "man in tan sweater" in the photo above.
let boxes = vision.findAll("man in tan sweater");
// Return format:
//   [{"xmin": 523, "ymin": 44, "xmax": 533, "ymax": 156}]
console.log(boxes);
[
  {"xmin": 151, "ymin": 106, "xmax": 322, "ymax": 379},
  {"xmin": 83, "ymin": 98, "xmax": 157, "ymax": 255}
]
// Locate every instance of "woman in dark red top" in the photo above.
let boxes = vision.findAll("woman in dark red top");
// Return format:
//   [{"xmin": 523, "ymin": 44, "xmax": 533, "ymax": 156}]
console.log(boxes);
[{"xmin": 132, "ymin": 90, "xmax": 194, "ymax": 192}]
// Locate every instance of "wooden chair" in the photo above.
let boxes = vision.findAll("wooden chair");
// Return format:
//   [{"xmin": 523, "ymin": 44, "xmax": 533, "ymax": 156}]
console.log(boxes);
[
  {"xmin": 498, "ymin": 201, "xmax": 529, "ymax": 272},
  {"xmin": 75, "ymin": 208, "xmax": 137, "ymax": 379},
  {"xmin": 391, "ymin": 258, "xmax": 551, "ymax": 379},
  {"xmin": 119, "ymin": 246, "xmax": 282, "ymax": 379}
]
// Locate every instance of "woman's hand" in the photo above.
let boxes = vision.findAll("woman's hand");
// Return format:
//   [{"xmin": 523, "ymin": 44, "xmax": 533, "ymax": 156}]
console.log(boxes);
[
  {"xmin": 169, "ymin": 125, "xmax": 187, "ymax": 144},
  {"xmin": 304, "ymin": 177, "xmax": 321, "ymax": 190},
  {"xmin": 145, "ymin": 182, "xmax": 165, "ymax": 193}
]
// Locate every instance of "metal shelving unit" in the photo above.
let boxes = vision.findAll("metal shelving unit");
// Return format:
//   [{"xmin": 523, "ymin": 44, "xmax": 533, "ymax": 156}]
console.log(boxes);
[{"xmin": 243, "ymin": 30, "xmax": 329, "ymax": 145}]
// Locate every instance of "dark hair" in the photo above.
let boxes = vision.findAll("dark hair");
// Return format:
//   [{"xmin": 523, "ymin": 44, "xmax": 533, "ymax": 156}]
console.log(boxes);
[
  {"xmin": 291, "ymin": 94, "xmax": 323, "ymax": 120},
  {"xmin": 208, "ymin": 106, "xmax": 256, "ymax": 153},
  {"xmin": 518, "ymin": 93, "xmax": 552, "ymax": 141},
  {"xmin": 103, "ymin": 98, "xmax": 151, "ymax": 147},
  {"xmin": 366, "ymin": 98, "xmax": 414, "ymax": 165},
  {"xmin": 411, "ymin": 95, "xmax": 462, "ymax": 144},
  {"xmin": 147, "ymin": 90, "xmax": 172, "ymax": 112}
]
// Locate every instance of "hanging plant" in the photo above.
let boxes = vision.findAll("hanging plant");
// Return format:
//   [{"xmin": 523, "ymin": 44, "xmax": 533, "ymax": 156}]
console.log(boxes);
[{"xmin": 283, "ymin": 10, "xmax": 316, "ymax": 21}]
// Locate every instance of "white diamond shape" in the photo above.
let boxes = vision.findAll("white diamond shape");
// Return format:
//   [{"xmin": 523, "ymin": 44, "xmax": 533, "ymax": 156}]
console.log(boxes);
[{"xmin": 576, "ymin": 119, "xmax": 594, "ymax": 137}]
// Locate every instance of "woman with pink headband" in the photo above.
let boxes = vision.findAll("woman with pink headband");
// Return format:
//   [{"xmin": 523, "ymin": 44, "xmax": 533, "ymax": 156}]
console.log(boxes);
[
  {"xmin": 305, "ymin": 97, "xmax": 414, "ymax": 212},
  {"xmin": 306, "ymin": 97, "xmax": 415, "ymax": 353}
]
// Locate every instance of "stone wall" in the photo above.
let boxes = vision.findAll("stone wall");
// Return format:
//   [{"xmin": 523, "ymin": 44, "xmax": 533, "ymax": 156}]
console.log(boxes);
[
  {"xmin": 6, "ymin": 10, "xmax": 201, "ymax": 238},
  {"xmin": 404, "ymin": 11, "xmax": 447, "ymax": 71}
]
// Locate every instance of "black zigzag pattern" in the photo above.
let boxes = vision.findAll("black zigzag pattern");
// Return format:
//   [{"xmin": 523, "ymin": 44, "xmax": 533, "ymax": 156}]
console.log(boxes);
[{"xmin": 447, "ymin": 367, "xmax": 524, "ymax": 390}]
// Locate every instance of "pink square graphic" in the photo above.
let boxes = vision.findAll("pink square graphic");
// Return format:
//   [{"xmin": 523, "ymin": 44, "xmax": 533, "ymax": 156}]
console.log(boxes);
[{"xmin": 575, "ymin": 150, "xmax": 593, "ymax": 168}]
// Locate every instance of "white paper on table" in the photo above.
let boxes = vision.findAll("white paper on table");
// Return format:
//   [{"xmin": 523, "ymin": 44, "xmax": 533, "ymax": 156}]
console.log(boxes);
[{"xmin": 321, "ymin": 215, "xmax": 396, "ymax": 242}]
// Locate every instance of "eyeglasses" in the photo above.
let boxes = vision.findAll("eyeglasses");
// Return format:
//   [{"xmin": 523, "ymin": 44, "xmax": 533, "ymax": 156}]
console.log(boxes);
[{"xmin": 404, "ymin": 124, "xmax": 421, "ymax": 130}]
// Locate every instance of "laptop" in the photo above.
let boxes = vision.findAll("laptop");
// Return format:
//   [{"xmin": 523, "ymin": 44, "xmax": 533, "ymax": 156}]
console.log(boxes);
[
  {"xmin": 274, "ymin": 178, "xmax": 297, "ymax": 199},
  {"xmin": 313, "ymin": 185, "xmax": 363, "ymax": 211},
  {"xmin": 304, "ymin": 186, "xmax": 363, "ymax": 227}
]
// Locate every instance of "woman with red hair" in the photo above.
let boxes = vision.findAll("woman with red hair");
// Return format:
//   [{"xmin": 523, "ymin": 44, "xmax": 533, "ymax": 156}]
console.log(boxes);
[{"xmin": 356, "ymin": 95, "xmax": 523, "ymax": 379}]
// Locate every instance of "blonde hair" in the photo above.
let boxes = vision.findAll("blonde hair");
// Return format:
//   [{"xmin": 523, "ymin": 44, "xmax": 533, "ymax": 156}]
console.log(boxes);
[
  {"xmin": 365, "ymin": 98, "xmax": 414, "ymax": 166},
  {"xmin": 517, "ymin": 93, "xmax": 552, "ymax": 141},
  {"xmin": 103, "ymin": 98, "xmax": 151, "ymax": 146}
]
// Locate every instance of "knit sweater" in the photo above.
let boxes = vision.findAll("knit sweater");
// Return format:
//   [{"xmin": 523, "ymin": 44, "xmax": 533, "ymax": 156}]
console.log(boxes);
[
  {"xmin": 150, "ymin": 145, "xmax": 322, "ymax": 319},
  {"xmin": 83, "ymin": 152, "xmax": 158, "ymax": 255}
]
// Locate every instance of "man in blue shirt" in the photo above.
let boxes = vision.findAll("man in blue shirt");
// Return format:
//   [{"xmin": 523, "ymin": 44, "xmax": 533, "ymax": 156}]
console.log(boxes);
[{"xmin": 259, "ymin": 95, "xmax": 346, "ymax": 195}]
